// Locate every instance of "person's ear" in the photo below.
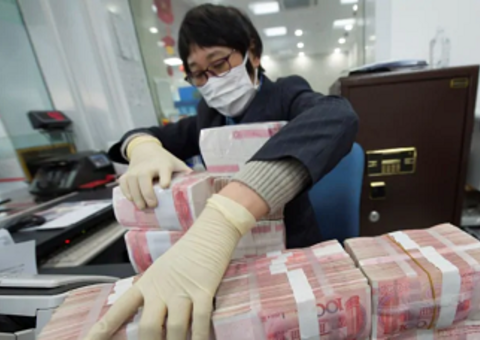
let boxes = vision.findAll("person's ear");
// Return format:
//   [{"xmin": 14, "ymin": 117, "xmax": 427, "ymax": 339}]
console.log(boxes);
[{"xmin": 249, "ymin": 43, "xmax": 261, "ymax": 68}]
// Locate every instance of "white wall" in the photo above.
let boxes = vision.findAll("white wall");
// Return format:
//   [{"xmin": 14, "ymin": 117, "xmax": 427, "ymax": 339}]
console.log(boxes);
[
  {"xmin": 262, "ymin": 53, "xmax": 349, "ymax": 95},
  {"xmin": 373, "ymin": 0, "xmax": 480, "ymax": 189},
  {"xmin": 18, "ymin": 0, "xmax": 158, "ymax": 151},
  {"xmin": 374, "ymin": 0, "xmax": 480, "ymax": 115}
]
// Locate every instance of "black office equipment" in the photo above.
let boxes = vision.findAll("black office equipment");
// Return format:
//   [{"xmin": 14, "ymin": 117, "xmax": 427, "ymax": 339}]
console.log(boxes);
[
  {"xmin": 7, "ymin": 214, "xmax": 46, "ymax": 233},
  {"xmin": 1, "ymin": 187, "xmax": 127, "ymax": 268},
  {"xmin": 28, "ymin": 111, "xmax": 72, "ymax": 131},
  {"xmin": 29, "ymin": 151, "xmax": 114, "ymax": 197}
]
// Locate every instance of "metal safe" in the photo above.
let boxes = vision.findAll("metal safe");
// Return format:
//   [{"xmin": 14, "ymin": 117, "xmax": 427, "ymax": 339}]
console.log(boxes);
[{"xmin": 331, "ymin": 65, "xmax": 479, "ymax": 236}]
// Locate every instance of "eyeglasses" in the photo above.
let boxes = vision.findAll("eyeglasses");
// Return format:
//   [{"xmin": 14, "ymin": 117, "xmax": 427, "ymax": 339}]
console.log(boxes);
[{"xmin": 185, "ymin": 49, "xmax": 236, "ymax": 87}]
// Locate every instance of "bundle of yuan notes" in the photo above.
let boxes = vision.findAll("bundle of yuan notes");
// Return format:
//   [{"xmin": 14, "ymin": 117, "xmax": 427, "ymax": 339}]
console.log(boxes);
[
  {"xmin": 345, "ymin": 223, "xmax": 480, "ymax": 340},
  {"xmin": 401, "ymin": 320, "xmax": 480, "ymax": 339},
  {"xmin": 213, "ymin": 240, "xmax": 371, "ymax": 340},
  {"xmin": 113, "ymin": 172, "xmax": 215, "ymax": 230},
  {"xmin": 38, "ymin": 240, "xmax": 371, "ymax": 340},
  {"xmin": 125, "ymin": 220, "xmax": 286, "ymax": 273},
  {"xmin": 199, "ymin": 122, "xmax": 286, "ymax": 173}
]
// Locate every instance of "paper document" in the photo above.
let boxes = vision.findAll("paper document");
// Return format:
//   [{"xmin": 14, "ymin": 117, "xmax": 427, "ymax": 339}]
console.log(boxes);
[
  {"xmin": 21, "ymin": 201, "xmax": 112, "ymax": 231},
  {"xmin": 0, "ymin": 240, "xmax": 37, "ymax": 278},
  {"xmin": 0, "ymin": 229, "xmax": 13, "ymax": 246}
]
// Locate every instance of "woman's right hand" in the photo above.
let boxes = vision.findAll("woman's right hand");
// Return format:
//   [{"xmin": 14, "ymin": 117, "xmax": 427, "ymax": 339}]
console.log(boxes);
[{"xmin": 119, "ymin": 140, "xmax": 192, "ymax": 209}]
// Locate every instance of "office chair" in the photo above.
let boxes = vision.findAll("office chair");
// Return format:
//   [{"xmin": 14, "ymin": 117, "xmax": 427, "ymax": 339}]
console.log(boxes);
[{"xmin": 309, "ymin": 143, "xmax": 364, "ymax": 243}]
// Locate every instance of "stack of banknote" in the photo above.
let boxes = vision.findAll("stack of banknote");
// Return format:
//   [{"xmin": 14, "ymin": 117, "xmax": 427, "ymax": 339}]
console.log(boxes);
[
  {"xmin": 38, "ymin": 241, "xmax": 371, "ymax": 340},
  {"xmin": 402, "ymin": 320, "xmax": 480, "ymax": 339},
  {"xmin": 344, "ymin": 223, "xmax": 480, "ymax": 340},
  {"xmin": 113, "ymin": 173, "xmax": 215, "ymax": 231},
  {"xmin": 212, "ymin": 240, "xmax": 372, "ymax": 340},
  {"xmin": 199, "ymin": 122, "xmax": 286, "ymax": 173},
  {"xmin": 125, "ymin": 220, "xmax": 286, "ymax": 273}
]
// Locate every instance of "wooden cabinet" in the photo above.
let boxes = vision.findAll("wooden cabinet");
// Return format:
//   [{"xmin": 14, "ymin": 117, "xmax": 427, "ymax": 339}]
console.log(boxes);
[{"xmin": 332, "ymin": 66, "xmax": 479, "ymax": 236}]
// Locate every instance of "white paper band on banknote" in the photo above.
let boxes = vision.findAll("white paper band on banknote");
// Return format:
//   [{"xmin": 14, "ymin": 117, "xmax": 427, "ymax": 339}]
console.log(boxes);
[
  {"xmin": 286, "ymin": 269, "xmax": 321, "ymax": 340},
  {"xmin": 145, "ymin": 231, "xmax": 176, "ymax": 260},
  {"xmin": 390, "ymin": 231, "xmax": 461, "ymax": 329},
  {"xmin": 312, "ymin": 242, "xmax": 345, "ymax": 258},
  {"xmin": 153, "ymin": 188, "xmax": 183, "ymax": 230},
  {"xmin": 125, "ymin": 311, "xmax": 142, "ymax": 340},
  {"xmin": 266, "ymin": 250, "xmax": 282, "ymax": 258},
  {"xmin": 419, "ymin": 246, "xmax": 461, "ymax": 328},
  {"xmin": 389, "ymin": 231, "xmax": 421, "ymax": 250},
  {"xmin": 269, "ymin": 253, "xmax": 292, "ymax": 275},
  {"xmin": 428, "ymin": 229, "xmax": 480, "ymax": 318},
  {"xmin": 108, "ymin": 278, "xmax": 134, "ymax": 305}
]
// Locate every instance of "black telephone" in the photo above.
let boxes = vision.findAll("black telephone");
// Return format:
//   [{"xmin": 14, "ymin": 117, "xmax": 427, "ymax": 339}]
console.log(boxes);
[{"xmin": 29, "ymin": 151, "xmax": 114, "ymax": 197}]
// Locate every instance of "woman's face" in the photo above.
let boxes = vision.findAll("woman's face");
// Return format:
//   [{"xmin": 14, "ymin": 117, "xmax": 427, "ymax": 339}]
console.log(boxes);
[{"xmin": 187, "ymin": 45, "xmax": 260, "ymax": 85}]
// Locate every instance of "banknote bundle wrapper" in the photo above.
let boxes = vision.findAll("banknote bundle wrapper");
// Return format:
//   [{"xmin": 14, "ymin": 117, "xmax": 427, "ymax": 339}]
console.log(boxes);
[
  {"xmin": 125, "ymin": 220, "xmax": 286, "ymax": 273},
  {"xmin": 38, "ymin": 241, "xmax": 372, "ymax": 339},
  {"xmin": 199, "ymin": 122, "xmax": 286, "ymax": 173},
  {"xmin": 113, "ymin": 172, "xmax": 215, "ymax": 231},
  {"xmin": 345, "ymin": 223, "xmax": 480, "ymax": 340}
]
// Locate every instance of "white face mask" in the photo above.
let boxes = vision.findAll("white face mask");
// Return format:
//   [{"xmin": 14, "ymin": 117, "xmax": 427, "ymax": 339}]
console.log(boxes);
[{"xmin": 198, "ymin": 53, "xmax": 258, "ymax": 117}]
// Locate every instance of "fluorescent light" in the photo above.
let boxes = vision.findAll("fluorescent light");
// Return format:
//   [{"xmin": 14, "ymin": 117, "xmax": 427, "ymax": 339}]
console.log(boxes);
[
  {"xmin": 353, "ymin": 4, "xmax": 358, "ymax": 11},
  {"xmin": 264, "ymin": 26, "xmax": 287, "ymax": 37},
  {"xmin": 345, "ymin": 24, "xmax": 353, "ymax": 31},
  {"xmin": 370, "ymin": 35, "xmax": 376, "ymax": 41},
  {"xmin": 334, "ymin": 48, "xmax": 341, "ymax": 54},
  {"xmin": 340, "ymin": 0, "xmax": 358, "ymax": 3},
  {"xmin": 248, "ymin": 1, "xmax": 280, "ymax": 15},
  {"xmin": 294, "ymin": 29, "xmax": 303, "ymax": 36},
  {"xmin": 298, "ymin": 51, "xmax": 305, "ymax": 57},
  {"xmin": 333, "ymin": 18, "xmax": 355, "ymax": 29},
  {"xmin": 339, "ymin": 38, "xmax": 346, "ymax": 44},
  {"xmin": 262, "ymin": 55, "xmax": 270, "ymax": 60},
  {"xmin": 149, "ymin": 27, "xmax": 158, "ymax": 34},
  {"xmin": 297, "ymin": 42, "xmax": 304, "ymax": 48},
  {"xmin": 152, "ymin": 4, "xmax": 157, "ymax": 13},
  {"xmin": 164, "ymin": 57, "xmax": 182, "ymax": 66}
]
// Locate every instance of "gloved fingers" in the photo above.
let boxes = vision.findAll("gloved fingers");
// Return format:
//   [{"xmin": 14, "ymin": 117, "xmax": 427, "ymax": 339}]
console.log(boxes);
[
  {"xmin": 166, "ymin": 298, "xmax": 193, "ymax": 340},
  {"xmin": 173, "ymin": 159, "xmax": 193, "ymax": 173},
  {"xmin": 127, "ymin": 173, "xmax": 146, "ymax": 210},
  {"xmin": 138, "ymin": 298, "xmax": 167, "ymax": 340},
  {"xmin": 191, "ymin": 296, "xmax": 214, "ymax": 340},
  {"xmin": 119, "ymin": 174, "xmax": 132, "ymax": 201},
  {"xmin": 138, "ymin": 169, "xmax": 159, "ymax": 208},
  {"xmin": 159, "ymin": 165, "xmax": 173, "ymax": 189},
  {"xmin": 85, "ymin": 286, "xmax": 143, "ymax": 340}
]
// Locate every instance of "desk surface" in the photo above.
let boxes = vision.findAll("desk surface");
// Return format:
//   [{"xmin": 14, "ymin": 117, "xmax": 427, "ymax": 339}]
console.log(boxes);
[{"xmin": 7, "ymin": 187, "xmax": 116, "ymax": 261}]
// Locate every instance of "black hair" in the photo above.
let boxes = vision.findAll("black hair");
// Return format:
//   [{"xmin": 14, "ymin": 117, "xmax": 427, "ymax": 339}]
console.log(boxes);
[{"xmin": 178, "ymin": 4, "xmax": 264, "ymax": 75}]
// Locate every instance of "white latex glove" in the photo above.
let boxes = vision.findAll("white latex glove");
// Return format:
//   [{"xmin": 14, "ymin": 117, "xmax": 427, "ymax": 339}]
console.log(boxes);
[
  {"xmin": 84, "ymin": 194, "xmax": 256, "ymax": 340},
  {"xmin": 119, "ymin": 137, "xmax": 191, "ymax": 209}
]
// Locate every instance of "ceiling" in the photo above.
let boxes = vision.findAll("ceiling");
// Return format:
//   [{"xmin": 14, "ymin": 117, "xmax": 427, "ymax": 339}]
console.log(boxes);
[
  {"xmin": 136, "ymin": 0, "xmax": 362, "ymax": 61},
  {"xmin": 182, "ymin": 0, "xmax": 361, "ymax": 58}
]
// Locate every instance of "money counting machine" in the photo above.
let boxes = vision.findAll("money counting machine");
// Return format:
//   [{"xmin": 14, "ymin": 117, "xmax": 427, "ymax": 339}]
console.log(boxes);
[{"xmin": 0, "ymin": 274, "xmax": 118, "ymax": 339}]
